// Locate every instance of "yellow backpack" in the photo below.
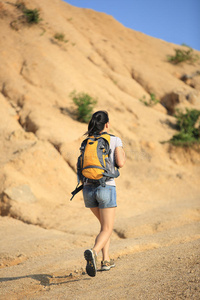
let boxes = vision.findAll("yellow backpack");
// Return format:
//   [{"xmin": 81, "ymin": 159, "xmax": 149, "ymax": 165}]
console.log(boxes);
[{"xmin": 70, "ymin": 132, "xmax": 119, "ymax": 200}]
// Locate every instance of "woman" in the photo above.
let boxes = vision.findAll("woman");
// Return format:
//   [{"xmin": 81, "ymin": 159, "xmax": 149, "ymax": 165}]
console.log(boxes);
[{"xmin": 83, "ymin": 110, "xmax": 126, "ymax": 277}]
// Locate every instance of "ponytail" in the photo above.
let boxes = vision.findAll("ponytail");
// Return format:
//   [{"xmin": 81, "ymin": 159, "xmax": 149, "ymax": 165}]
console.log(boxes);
[{"xmin": 85, "ymin": 111, "xmax": 109, "ymax": 136}]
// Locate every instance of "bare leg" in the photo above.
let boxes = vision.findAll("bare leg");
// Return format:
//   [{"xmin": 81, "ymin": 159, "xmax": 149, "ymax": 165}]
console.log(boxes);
[
  {"xmin": 101, "ymin": 238, "xmax": 110, "ymax": 261},
  {"xmin": 90, "ymin": 207, "xmax": 100, "ymax": 221},
  {"xmin": 90, "ymin": 207, "xmax": 114, "ymax": 261},
  {"xmin": 92, "ymin": 207, "xmax": 116, "ymax": 256}
]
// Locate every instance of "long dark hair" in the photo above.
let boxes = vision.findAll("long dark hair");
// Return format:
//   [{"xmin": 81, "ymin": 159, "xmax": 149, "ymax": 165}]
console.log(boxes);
[{"xmin": 85, "ymin": 111, "xmax": 109, "ymax": 136}]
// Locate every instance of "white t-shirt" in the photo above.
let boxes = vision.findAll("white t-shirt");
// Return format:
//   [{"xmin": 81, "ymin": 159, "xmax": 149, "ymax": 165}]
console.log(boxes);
[{"xmin": 106, "ymin": 135, "xmax": 123, "ymax": 186}]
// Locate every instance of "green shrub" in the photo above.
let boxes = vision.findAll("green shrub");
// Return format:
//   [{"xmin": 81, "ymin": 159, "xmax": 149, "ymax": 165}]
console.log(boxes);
[
  {"xmin": 139, "ymin": 93, "xmax": 159, "ymax": 107},
  {"xmin": 169, "ymin": 109, "xmax": 200, "ymax": 146},
  {"xmin": 167, "ymin": 47, "xmax": 199, "ymax": 64},
  {"xmin": 54, "ymin": 33, "xmax": 68, "ymax": 43},
  {"xmin": 70, "ymin": 91, "xmax": 97, "ymax": 123},
  {"xmin": 23, "ymin": 8, "xmax": 40, "ymax": 24},
  {"xmin": 15, "ymin": 2, "xmax": 41, "ymax": 24}
]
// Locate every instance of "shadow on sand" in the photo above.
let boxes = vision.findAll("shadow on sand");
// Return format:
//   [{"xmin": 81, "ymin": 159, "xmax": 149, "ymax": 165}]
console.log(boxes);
[{"xmin": 0, "ymin": 273, "xmax": 91, "ymax": 286}]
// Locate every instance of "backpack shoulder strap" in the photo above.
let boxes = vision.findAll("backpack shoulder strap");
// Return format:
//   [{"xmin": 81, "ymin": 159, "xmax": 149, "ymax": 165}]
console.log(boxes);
[
  {"xmin": 99, "ymin": 132, "xmax": 113, "ymax": 144},
  {"xmin": 80, "ymin": 138, "xmax": 88, "ymax": 151}
]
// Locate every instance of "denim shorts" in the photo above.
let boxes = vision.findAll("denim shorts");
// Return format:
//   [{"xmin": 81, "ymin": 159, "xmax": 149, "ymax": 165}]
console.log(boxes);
[{"xmin": 83, "ymin": 185, "xmax": 117, "ymax": 209}]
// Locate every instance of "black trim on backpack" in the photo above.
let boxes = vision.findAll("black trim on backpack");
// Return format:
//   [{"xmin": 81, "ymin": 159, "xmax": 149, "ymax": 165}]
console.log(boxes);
[{"xmin": 70, "ymin": 183, "xmax": 84, "ymax": 201}]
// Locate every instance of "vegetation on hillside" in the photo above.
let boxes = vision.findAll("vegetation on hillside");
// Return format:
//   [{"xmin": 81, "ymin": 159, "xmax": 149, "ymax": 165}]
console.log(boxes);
[
  {"xmin": 70, "ymin": 91, "xmax": 97, "ymax": 123},
  {"xmin": 54, "ymin": 33, "xmax": 68, "ymax": 43},
  {"xmin": 15, "ymin": 1, "xmax": 41, "ymax": 24},
  {"xmin": 167, "ymin": 46, "xmax": 199, "ymax": 64},
  {"xmin": 168, "ymin": 109, "xmax": 200, "ymax": 147},
  {"xmin": 139, "ymin": 93, "xmax": 159, "ymax": 107}
]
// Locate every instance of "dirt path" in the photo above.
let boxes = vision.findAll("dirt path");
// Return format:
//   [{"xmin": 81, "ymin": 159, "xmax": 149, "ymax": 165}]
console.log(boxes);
[
  {"xmin": 0, "ymin": 238, "xmax": 199, "ymax": 300},
  {"xmin": 0, "ymin": 197, "xmax": 199, "ymax": 300}
]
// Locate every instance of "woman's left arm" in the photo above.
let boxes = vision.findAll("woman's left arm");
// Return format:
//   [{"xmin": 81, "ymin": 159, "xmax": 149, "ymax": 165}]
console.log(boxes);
[{"xmin": 115, "ymin": 147, "xmax": 126, "ymax": 168}]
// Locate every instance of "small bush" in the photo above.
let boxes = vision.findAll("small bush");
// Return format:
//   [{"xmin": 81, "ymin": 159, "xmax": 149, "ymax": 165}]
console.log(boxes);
[
  {"xmin": 167, "ymin": 47, "xmax": 199, "ymax": 64},
  {"xmin": 70, "ymin": 91, "xmax": 97, "ymax": 123},
  {"xmin": 169, "ymin": 109, "xmax": 200, "ymax": 146},
  {"xmin": 15, "ymin": 2, "xmax": 41, "ymax": 24},
  {"xmin": 54, "ymin": 33, "xmax": 68, "ymax": 43},
  {"xmin": 139, "ymin": 93, "xmax": 159, "ymax": 107},
  {"xmin": 23, "ymin": 8, "xmax": 40, "ymax": 24}
]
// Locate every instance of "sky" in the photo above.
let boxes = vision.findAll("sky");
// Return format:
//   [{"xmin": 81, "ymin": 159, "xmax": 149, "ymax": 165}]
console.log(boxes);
[{"xmin": 63, "ymin": 0, "xmax": 200, "ymax": 51}]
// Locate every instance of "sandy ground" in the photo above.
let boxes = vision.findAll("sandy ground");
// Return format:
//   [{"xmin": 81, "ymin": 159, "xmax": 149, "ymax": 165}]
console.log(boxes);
[
  {"xmin": 0, "ymin": 237, "xmax": 199, "ymax": 300},
  {"xmin": 0, "ymin": 210, "xmax": 200, "ymax": 300}
]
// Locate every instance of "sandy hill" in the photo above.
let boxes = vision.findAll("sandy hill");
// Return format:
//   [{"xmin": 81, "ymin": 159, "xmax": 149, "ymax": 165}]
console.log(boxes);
[{"xmin": 0, "ymin": 0, "xmax": 200, "ymax": 299}]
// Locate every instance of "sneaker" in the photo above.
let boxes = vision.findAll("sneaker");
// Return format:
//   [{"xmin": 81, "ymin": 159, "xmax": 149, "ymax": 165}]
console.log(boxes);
[
  {"xmin": 101, "ymin": 259, "xmax": 115, "ymax": 271},
  {"xmin": 84, "ymin": 249, "xmax": 97, "ymax": 277}
]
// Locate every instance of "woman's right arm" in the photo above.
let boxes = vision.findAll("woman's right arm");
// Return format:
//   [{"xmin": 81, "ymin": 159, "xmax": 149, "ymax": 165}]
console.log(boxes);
[{"xmin": 115, "ymin": 147, "xmax": 126, "ymax": 168}]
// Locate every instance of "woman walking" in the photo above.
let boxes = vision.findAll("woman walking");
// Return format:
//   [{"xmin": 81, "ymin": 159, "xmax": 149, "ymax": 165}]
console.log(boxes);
[{"xmin": 83, "ymin": 111, "xmax": 126, "ymax": 277}]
